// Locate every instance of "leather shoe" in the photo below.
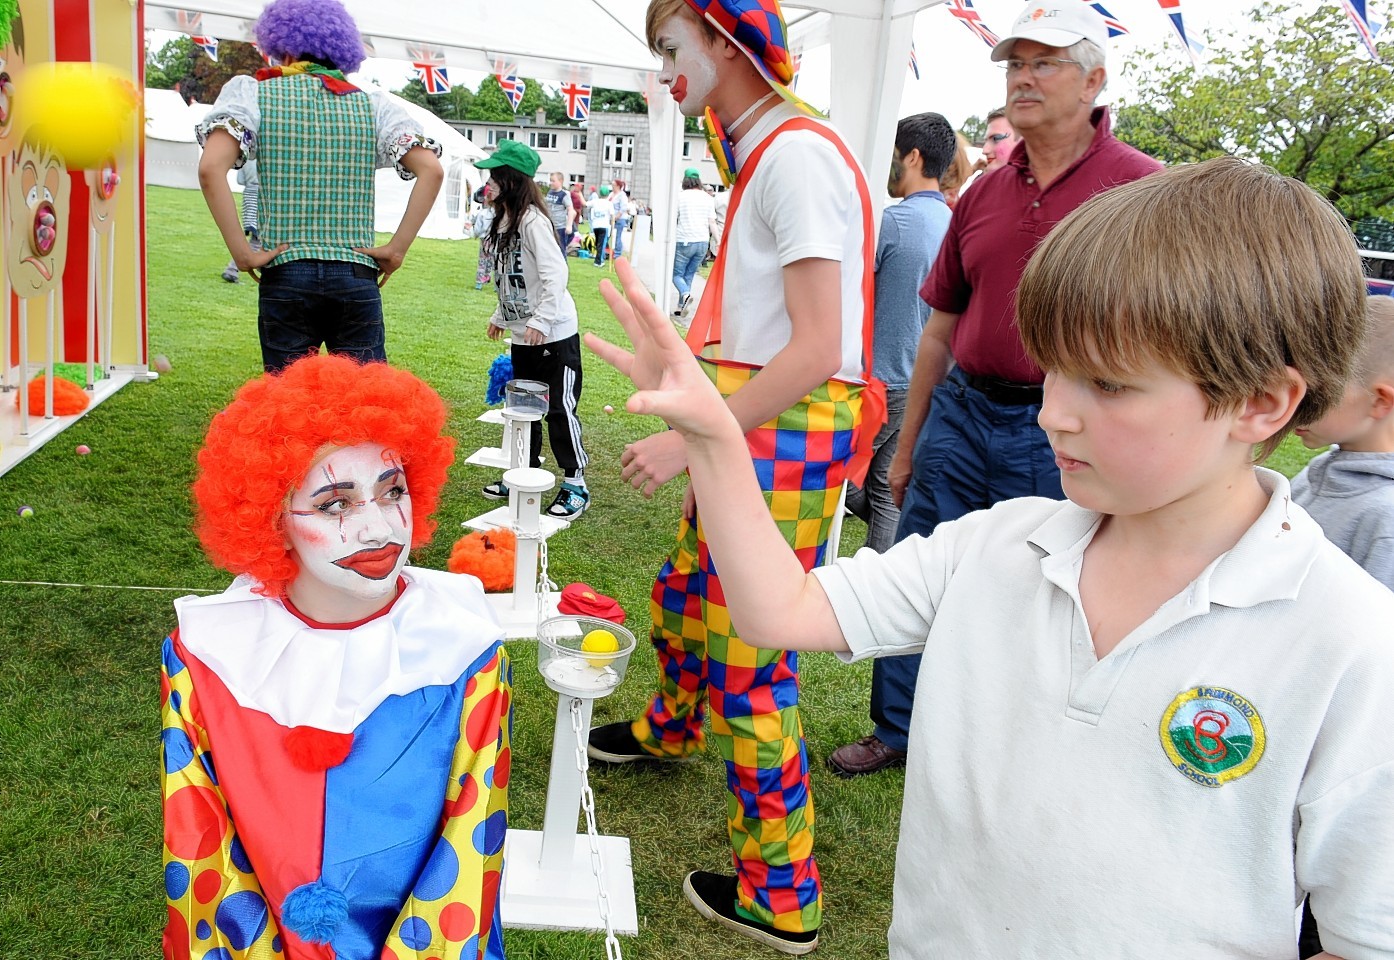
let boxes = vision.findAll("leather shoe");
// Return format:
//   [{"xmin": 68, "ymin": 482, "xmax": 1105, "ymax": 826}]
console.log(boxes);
[{"xmin": 826, "ymin": 734, "xmax": 906, "ymax": 778}]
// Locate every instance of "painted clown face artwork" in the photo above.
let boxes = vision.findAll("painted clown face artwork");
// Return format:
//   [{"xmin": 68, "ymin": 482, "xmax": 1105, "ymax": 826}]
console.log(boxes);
[
  {"xmin": 655, "ymin": 14, "xmax": 721, "ymax": 118},
  {"xmin": 0, "ymin": 17, "xmax": 24, "ymax": 155},
  {"xmin": 283, "ymin": 442, "xmax": 414, "ymax": 618},
  {"xmin": 86, "ymin": 157, "xmax": 119, "ymax": 234},
  {"xmin": 6, "ymin": 137, "xmax": 69, "ymax": 297}
]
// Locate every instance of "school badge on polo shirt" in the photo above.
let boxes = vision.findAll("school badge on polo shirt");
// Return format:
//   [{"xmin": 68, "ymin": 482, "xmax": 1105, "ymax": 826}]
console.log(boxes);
[{"xmin": 1159, "ymin": 686, "xmax": 1266, "ymax": 788}]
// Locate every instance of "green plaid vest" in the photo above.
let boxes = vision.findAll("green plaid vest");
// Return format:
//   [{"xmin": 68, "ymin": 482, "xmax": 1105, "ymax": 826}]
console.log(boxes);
[{"xmin": 257, "ymin": 75, "xmax": 376, "ymax": 268}]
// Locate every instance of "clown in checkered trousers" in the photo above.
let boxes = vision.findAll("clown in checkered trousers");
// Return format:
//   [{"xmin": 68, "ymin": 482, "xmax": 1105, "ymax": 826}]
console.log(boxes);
[{"xmin": 585, "ymin": 0, "xmax": 884, "ymax": 953}]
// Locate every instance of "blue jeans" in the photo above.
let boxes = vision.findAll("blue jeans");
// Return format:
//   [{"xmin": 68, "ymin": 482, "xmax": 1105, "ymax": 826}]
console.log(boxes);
[
  {"xmin": 257, "ymin": 259, "xmax": 385, "ymax": 373},
  {"xmin": 870, "ymin": 367, "xmax": 1064, "ymax": 751},
  {"xmin": 845, "ymin": 388, "xmax": 907, "ymax": 553},
  {"xmin": 613, "ymin": 218, "xmax": 629, "ymax": 257},
  {"xmin": 672, "ymin": 241, "xmax": 708, "ymax": 298}
]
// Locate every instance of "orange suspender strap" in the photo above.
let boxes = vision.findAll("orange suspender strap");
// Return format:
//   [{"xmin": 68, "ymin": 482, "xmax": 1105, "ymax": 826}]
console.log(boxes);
[{"xmin": 683, "ymin": 116, "xmax": 886, "ymax": 487}]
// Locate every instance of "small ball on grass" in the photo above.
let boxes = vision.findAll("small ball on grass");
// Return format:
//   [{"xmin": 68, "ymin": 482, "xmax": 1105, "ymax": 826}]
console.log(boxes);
[
  {"xmin": 17, "ymin": 504, "xmax": 34, "ymax": 518},
  {"xmin": 153, "ymin": 355, "xmax": 172, "ymax": 373},
  {"xmin": 603, "ymin": 404, "xmax": 615, "ymax": 415},
  {"xmin": 75, "ymin": 444, "xmax": 91, "ymax": 455}
]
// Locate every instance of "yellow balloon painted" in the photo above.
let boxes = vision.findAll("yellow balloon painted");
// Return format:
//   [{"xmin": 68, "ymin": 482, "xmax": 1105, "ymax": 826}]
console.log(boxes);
[
  {"xmin": 579, "ymin": 628, "xmax": 620, "ymax": 668},
  {"xmin": 19, "ymin": 63, "xmax": 139, "ymax": 170}
]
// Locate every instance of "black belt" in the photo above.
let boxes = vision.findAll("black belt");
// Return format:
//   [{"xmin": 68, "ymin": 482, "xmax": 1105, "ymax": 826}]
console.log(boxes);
[{"xmin": 961, "ymin": 370, "xmax": 1043, "ymax": 406}]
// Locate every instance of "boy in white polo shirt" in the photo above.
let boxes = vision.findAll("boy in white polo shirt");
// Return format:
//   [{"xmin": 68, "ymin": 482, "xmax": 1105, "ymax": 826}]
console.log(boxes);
[{"xmin": 588, "ymin": 158, "xmax": 1394, "ymax": 958}]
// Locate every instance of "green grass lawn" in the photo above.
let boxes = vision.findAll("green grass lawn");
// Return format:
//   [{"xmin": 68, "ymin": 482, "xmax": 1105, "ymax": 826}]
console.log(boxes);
[{"xmin": 0, "ymin": 186, "xmax": 1322, "ymax": 960}]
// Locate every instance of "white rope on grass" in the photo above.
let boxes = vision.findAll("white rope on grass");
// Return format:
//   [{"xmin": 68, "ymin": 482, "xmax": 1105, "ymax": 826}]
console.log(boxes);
[{"xmin": 0, "ymin": 579, "xmax": 218, "ymax": 593}]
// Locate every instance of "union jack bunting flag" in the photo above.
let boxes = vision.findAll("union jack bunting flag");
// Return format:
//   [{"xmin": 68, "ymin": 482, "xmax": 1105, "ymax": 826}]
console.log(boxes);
[
  {"xmin": 408, "ymin": 45, "xmax": 451, "ymax": 95},
  {"xmin": 497, "ymin": 72, "xmax": 526, "ymax": 112},
  {"xmin": 174, "ymin": 11, "xmax": 219, "ymax": 61},
  {"xmin": 947, "ymin": 0, "xmax": 1001, "ymax": 48},
  {"xmin": 1340, "ymin": 0, "xmax": 1382, "ymax": 59},
  {"xmin": 790, "ymin": 48, "xmax": 803, "ymax": 90},
  {"xmin": 909, "ymin": 41, "xmax": 920, "ymax": 79},
  {"xmin": 560, "ymin": 81, "xmax": 591, "ymax": 121},
  {"xmin": 1086, "ymin": 1, "xmax": 1129, "ymax": 37},
  {"xmin": 1155, "ymin": 0, "xmax": 1203, "ymax": 60}
]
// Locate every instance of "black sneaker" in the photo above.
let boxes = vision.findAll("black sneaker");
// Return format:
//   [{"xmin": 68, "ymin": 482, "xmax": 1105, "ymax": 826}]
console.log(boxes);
[
  {"xmin": 547, "ymin": 482, "xmax": 590, "ymax": 519},
  {"xmin": 587, "ymin": 721, "xmax": 692, "ymax": 764},
  {"xmin": 683, "ymin": 871, "xmax": 819, "ymax": 955},
  {"xmin": 481, "ymin": 480, "xmax": 509, "ymax": 501}
]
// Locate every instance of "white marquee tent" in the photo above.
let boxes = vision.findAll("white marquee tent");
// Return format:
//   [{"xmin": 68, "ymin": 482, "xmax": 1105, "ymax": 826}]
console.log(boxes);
[
  {"xmin": 146, "ymin": 0, "xmax": 947, "ymax": 308},
  {"xmin": 145, "ymin": 84, "xmax": 485, "ymax": 240}
]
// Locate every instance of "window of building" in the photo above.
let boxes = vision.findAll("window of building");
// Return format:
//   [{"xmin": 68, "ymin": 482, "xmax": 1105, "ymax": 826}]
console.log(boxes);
[
  {"xmin": 571, "ymin": 132, "xmax": 587, "ymax": 152},
  {"xmin": 529, "ymin": 131, "xmax": 557, "ymax": 150},
  {"xmin": 603, "ymin": 134, "xmax": 635, "ymax": 167},
  {"xmin": 487, "ymin": 129, "xmax": 515, "ymax": 147},
  {"xmin": 681, "ymin": 139, "xmax": 692, "ymax": 158},
  {"xmin": 464, "ymin": 128, "xmax": 474, "ymax": 142}
]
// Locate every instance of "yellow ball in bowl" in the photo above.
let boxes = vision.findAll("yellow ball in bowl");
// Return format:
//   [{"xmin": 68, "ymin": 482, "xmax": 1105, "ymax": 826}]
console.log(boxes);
[{"xmin": 579, "ymin": 628, "xmax": 620, "ymax": 668}]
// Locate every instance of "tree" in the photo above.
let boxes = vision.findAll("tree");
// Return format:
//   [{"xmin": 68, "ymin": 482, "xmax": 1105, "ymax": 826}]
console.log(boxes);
[
  {"xmin": 146, "ymin": 37, "xmax": 267, "ymax": 103},
  {"xmin": 393, "ymin": 77, "xmax": 474, "ymax": 121},
  {"xmin": 591, "ymin": 87, "xmax": 647, "ymax": 114},
  {"xmin": 959, "ymin": 114, "xmax": 986, "ymax": 145},
  {"xmin": 466, "ymin": 75, "xmax": 545, "ymax": 123},
  {"xmin": 145, "ymin": 36, "xmax": 198, "ymax": 95},
  {"xmin": 1115, "ymin": 1, "xmax": 1394, "ymax": 222}
]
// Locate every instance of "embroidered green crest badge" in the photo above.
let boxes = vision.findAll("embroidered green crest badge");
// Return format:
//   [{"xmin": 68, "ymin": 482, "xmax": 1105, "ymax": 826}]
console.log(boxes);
[{"xmin": 1160, "ymin": 686, "xmax": 1266, "ymax": 787}]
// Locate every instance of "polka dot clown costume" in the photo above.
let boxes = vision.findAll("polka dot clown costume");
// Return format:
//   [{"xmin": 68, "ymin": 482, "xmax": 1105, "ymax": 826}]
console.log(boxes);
[{"xmin": 162, "ymin": 354, "xmax": 510, "ymax": 960}]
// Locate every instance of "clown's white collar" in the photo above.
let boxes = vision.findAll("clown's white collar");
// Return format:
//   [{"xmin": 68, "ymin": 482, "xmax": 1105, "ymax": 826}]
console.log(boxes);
[{"xmin": 174, "ymin": 567, "xmax": 503, "ymax": 733}]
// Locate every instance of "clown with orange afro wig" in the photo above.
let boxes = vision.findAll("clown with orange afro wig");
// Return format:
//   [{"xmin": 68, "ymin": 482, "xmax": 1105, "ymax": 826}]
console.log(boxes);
[{"xmin": 162, "ymin": 354, "xmax": 511, "ymax": 959}]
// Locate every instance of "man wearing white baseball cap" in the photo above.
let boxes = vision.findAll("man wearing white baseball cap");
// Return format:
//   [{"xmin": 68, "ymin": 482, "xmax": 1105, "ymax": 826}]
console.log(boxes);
[
  {"xmin": 830, "ymin": 0, "xmax": 1161, "ymax": 780},
  {"xmin": 989, "ymin": 0, "xmax": 1110, "ymax": 59}
]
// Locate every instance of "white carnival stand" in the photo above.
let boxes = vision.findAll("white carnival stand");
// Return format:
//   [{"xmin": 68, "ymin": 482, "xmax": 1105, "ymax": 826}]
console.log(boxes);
[{"xmin": 459, "ymin": 399, "xmax": 639, "ymax": 948}]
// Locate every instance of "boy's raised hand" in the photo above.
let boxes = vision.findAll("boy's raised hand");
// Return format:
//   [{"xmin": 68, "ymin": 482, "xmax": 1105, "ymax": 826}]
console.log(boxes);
[{"xmin": 586, "ymin": 258, "xmax": 736, "ymax": 443}]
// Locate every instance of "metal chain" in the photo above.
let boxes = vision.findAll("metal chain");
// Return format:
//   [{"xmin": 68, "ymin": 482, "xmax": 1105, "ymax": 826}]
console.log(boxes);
[{"xmin": 571, "ymin": 697, "xmax": 623, "ymax": 960}]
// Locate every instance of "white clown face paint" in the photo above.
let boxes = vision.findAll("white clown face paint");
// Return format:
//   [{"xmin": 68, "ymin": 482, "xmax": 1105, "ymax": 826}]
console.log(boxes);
[
  {"xmin": 283, "ymin": 442, "xmax": 413, "ymax": 621},
  {"xmin": 655, "ymin": 15, "xmax": 720, "ymax": 118}
]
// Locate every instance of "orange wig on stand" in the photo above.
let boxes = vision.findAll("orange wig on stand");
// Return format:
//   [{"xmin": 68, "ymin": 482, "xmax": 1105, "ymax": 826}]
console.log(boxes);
[{"xmin": 192, "ymin": 354, "xmax": 456, "ymax": 598}]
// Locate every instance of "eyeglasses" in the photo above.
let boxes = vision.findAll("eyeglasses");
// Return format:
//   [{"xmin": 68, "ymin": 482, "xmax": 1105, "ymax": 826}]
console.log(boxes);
[
  {"xmin": 986, "ymin": 132, "xmax": 1012, "ymax": 143},
  {"xmin": 1002, "ymin": 57, "xmax": 1083, "ymax": 78}
]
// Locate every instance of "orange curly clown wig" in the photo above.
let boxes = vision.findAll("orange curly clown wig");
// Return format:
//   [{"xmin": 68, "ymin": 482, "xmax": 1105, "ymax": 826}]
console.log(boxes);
[{"xmin": 192, "ymin": 354, "xmax": 456, "ymax": 599}]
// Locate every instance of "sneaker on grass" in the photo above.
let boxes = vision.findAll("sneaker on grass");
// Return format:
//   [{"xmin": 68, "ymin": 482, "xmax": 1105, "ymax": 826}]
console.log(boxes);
[
  {"xmin": 547, "ymin": 482, "xmax": 590, "ymax": 519},
  {"xmin": 481, "ymin": 480, "xmax": 509, "ymax": 501},
  {"xmin": 683, "ymin": 871, "xmax": 819, "ymax": 956},
  {"xmin": 587, "ymin": 721, "xmax": 694, "ymax": 764}
]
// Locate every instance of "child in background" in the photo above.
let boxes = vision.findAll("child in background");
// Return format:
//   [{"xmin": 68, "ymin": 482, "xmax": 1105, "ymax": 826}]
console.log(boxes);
[
  {"xmin": 1292, "ymin": 294, "xmax": 1394, "ymax": 587},
  {"xmin": 587, "ymin": 159, "xmax": 1394, "ymax": 958},
  {"xmin": 475, "ymin": 141, "xmax": 591, "ymax": 519},
  {"xmin": 472, "ymin": 183, "xmax": 496, "ymax": 290}
]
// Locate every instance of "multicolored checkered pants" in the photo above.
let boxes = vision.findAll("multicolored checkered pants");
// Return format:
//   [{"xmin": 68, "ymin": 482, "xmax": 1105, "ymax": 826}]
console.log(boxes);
[{"xmin": 631, "ymin": 359, "xmax": 862, "ymax": 933}]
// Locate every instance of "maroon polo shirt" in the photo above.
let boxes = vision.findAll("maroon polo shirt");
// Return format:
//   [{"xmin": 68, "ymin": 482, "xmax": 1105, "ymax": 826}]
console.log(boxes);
[{"xmin": 921, "ymin": 106, "xmax": 1162, "ymax": 384}]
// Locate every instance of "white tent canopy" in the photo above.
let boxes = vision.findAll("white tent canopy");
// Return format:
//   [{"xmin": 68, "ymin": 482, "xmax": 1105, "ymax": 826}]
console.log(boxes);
[
  {"xmin": 375, "ymin": 95, "xmax": 487, "ymax": 240},
  {"xmin": 147, "ymin": 0, "xmax": 948, "ymax": 305}
]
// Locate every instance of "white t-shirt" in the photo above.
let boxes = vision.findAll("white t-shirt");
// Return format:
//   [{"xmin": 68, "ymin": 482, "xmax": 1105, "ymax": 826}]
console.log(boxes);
[
  {"xmin": 587, "ymin": 196, "xmax": 612, "ymax": 229},
  {"xmin": 812, "ymin": 469, "xmax": 1394, "ymax": 958},
  {"xmin": 675, "ymin": 188, "xmax": 716, "ymax": 244},
  {"xmin": 720, "ymin": 102, "xmax": 868, "ymax": 382}
]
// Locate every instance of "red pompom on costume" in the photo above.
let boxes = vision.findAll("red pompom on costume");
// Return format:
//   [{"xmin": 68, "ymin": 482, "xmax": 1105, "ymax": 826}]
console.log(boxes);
[
  {"xmin": 17, "ymin": 376, "xmax": 90, "ymax": 416},
  {"xmin": 284, "ymin": 727, "xmax": 355, "ymax": 771},
  {"xmin": 447, "ymin": 530, "xmax": 516, "ymax": 592}
]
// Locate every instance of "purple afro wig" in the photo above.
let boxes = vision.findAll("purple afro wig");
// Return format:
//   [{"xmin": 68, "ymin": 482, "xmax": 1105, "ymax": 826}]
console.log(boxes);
[{"xmin": 255, "ymin": 0, "xmax": 366, "ymax": 74}]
